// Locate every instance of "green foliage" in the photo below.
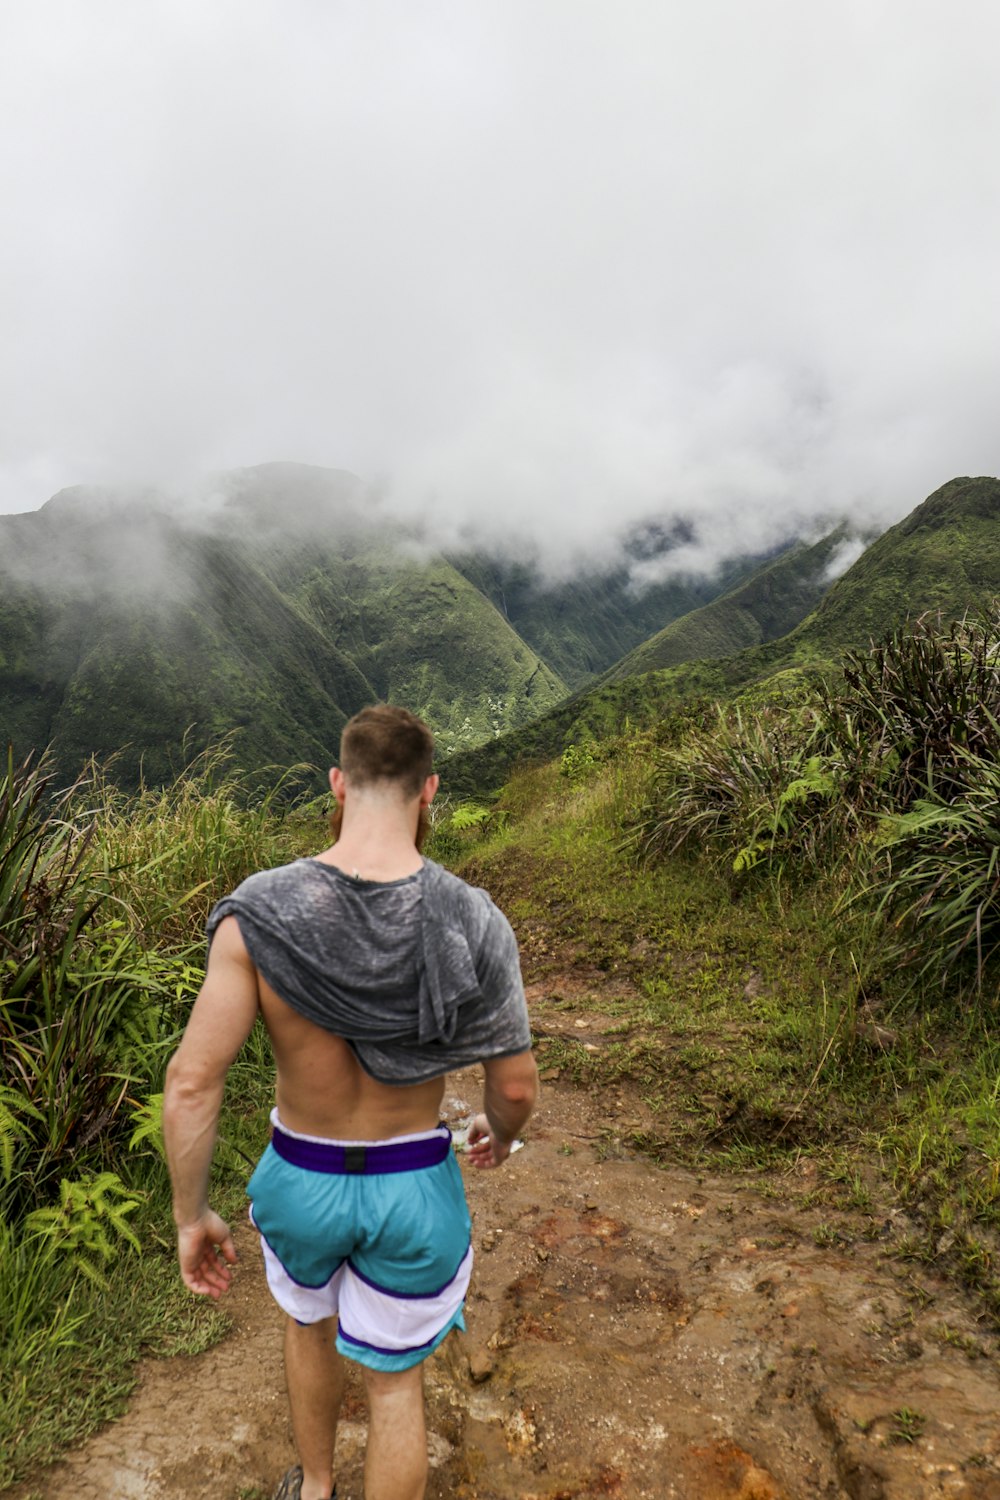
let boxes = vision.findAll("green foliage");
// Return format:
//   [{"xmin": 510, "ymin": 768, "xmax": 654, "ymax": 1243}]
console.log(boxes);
[
  {"xmin": 26, "ymin": 1172, "xmax": 140, "ymax": 1287},
  {"xmin": 0, "ymin": 1087, "xmax": 43, "ymax": 1183},
  {"xmin": 0, "ymin": 1202, "xmax": 231, "ymax": 1486},
  {"xmin": 426, "ymin": 797, "xmax": 513, "ymax": 864},
  {"xmin": 626, "ymin": 704, "xmax": 842, "ymax": 879},
  {"xmin": 828, "ymin": 607, "xmax": 1000, "ymax": 808},
  {"xmin": 84, "ymin": 738, "xmax": 313, "ymax": 943},
  {"xmin": 450, "ymin": 802, "xmax": 492, "ymax": 831},
  {"xmin": 560, "ymin": 740, "xmax": 599, "ymax": 784},
  {"xmin": 890, "ymin": 1407, "xmax": 926, "ymax": 1445},
  {"xmin": 0, "ymin": 737, "xmax": 297, "ymax": 1483},
  {"xmin": 627, "ymin": 609, "xmax": 1000, "ymax": 996},
  {"xmin": 129, "ymin": 1092, "xmax": 165, "ymax": 1161},
  {"xmin": 0, "ymin": 750, "xmax": 148, "ymax": 1202},
  {"xmin": 0, "ymin": 1216, "xmax": 86, "ymax": 1391},
  {"xmin": 822, "ymin": 610, "xmax": 1000, "ymax": 988},
  {"xmin": 875, "ymin": 759, "xmax": 1000, "ymax": 988}
]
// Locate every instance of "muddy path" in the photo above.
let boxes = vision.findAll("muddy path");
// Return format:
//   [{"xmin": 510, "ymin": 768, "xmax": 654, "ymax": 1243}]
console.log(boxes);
[{"xmin": 12, "ymin": 988, "xmax": 1000, "ymax": 1500}]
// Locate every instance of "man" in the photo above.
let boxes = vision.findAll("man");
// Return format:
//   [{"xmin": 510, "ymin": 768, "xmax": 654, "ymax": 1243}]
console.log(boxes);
[{"xmin": 163, "ymin": 705, "xmax": 538, "ymax": 1500}]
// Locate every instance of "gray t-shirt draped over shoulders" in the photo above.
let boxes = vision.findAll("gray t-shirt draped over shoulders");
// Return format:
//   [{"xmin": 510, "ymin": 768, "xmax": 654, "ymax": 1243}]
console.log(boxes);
[{"xmin": 206, "ymin": 856, "xmax": 531, "ymax": 1085}]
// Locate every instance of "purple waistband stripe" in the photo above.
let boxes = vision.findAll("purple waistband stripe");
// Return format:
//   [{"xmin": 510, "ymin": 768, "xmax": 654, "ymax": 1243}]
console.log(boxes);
[{"xmin": 270, "ymin": 1128, "xmax": 452, "ymax": 1175}]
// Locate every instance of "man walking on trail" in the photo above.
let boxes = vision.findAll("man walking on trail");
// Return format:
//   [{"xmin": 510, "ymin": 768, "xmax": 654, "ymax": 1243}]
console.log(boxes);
[{"xmin": 163, "ymin": 705, "xmax": 538, "ymax": 1500}]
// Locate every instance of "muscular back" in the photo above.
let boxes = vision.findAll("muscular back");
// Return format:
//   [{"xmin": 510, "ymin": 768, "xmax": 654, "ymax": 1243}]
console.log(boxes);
[{"xmin": 255, "ymin": 958, "xmax": 446, "ymax": 1141}]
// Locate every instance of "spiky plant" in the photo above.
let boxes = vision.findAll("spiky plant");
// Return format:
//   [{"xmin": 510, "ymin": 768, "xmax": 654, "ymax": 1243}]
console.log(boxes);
[
  {"xmin": 626, "ymin": 704, "xmax": 842, "ymax": 878},
  {"xmin": 823, "ymin": 607, "xmax": 1000, "ymax": 811}
]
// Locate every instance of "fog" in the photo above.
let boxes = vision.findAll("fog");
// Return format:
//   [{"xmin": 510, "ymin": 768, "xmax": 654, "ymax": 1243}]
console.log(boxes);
[{"xmin": 2, "ymin": 1, "xmax": 998, "ymax": 579}]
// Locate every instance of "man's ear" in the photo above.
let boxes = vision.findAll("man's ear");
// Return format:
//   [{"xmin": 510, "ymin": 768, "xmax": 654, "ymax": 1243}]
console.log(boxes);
[
  {"xmin": 420, "ymin": 773, "xmax": 440, "ymax": 807},
  {"xmin": 329, "ymin": 767, "xmax": 346, "ymax": 803}
]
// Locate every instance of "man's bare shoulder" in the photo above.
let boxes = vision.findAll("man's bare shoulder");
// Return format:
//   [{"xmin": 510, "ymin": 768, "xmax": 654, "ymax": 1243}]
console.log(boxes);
[{"xmin": 205, "ymin": 911, "xmax": 254, "ymax": 966}]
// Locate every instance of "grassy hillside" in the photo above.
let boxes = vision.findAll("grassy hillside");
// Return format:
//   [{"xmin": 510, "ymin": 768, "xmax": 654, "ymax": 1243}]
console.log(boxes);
[
  {"xmin": 786, "ymin": 474, "xmax": 1000, "ymax": 654},
  {"xmin": 0, "ymin": 468, "xmax": 567, "ymax": 785},
  {"xmin": 444, "ymin": 476, "xmax": 1000, "ymax": 795},
  {"xmin": 602, "ymin": 526, "xmax": 852, "ymax": 680},
  {"xmin": 448, "ymin": 547, "xmax": 770, "ymax": 689}
]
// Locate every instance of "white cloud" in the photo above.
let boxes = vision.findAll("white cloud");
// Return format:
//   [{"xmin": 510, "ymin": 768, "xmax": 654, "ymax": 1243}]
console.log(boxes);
[{"xmin": 1, "ymin": 1, "xmax": 998, "ymax": 574}]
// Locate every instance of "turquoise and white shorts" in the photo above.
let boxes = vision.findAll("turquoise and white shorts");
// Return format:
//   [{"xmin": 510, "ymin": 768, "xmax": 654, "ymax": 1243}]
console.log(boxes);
[{"xmin": 247, "ymin": 1111, "xmax": 473, "ymax": 1372}]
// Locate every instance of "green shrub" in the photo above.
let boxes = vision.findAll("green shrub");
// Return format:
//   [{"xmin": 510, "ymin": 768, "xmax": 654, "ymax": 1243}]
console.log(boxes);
[
  {"xmin": 560, "ymin": 740, "xmax": 599, "ymax": 784},
  {"xmin": 874, "ymin": 751, "xmax": 1000, "ymax": 989},
  {"xmin": 823, "ymin": 608, "xmax": 1000, "ymax": 811},
  {"xmin": 626, "ymin": 704, "xmax": 841, "ymax": 878},
  {"xmin": 630, "ymin": 610, "xmax": 1000, "ymax": 996}
]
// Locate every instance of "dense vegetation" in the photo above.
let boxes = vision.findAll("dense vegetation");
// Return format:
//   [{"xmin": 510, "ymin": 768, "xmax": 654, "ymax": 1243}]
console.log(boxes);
[{"xmin": 0, "ymin": 745, "xmax": 316, "ymax": 1484}]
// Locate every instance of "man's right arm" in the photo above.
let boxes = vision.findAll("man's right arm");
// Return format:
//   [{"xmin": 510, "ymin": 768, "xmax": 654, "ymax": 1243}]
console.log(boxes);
[
  {"xmin": 163, "ymin": 915, "xmax": 260, "ymax": 1296},
  {"xmin": 466, "ymin": 1049, "xmax": 539, "ymax": 1169}
]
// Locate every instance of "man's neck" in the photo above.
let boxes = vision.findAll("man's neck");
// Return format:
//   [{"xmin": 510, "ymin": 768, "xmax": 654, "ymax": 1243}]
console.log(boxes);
[{"xmin": 317, "ymin": 797, "xmax": 424, "ymax": 883}]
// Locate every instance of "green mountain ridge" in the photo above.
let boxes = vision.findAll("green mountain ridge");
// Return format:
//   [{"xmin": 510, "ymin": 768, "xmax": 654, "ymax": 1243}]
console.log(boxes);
[
  {"xmin": 447, "ymin": 547, "xmax": 773, "ymax": 690},
  {"xmin": 600, "ymin": 526, "xmax": 859, "ymax": 682},
  {"xmin": 0, "ymin": 468, "xmax": 571, "ymax": 783},
  {"xmin": 445, "ymin": 476, "xmax": 1000, "ymax": 795},
  {"xmin": 0, "ymin": 462, "xmax": 776, "ymax": 786}
]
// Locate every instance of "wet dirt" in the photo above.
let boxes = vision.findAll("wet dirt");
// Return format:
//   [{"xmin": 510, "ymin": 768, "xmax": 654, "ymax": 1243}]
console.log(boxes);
[{"xmin": 10, "ymin": 989, "xmax": 1000, "ymax": 1500}]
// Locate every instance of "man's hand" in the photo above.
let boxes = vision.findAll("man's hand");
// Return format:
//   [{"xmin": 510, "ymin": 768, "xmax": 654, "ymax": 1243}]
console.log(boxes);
[
  {"xmin": 177, "ymin": 1210, "xmax": 237, "ymax": 1299},
  {"xmin": 465, "ymin": 1112, "xmax": 514, "ymax": 1169}
]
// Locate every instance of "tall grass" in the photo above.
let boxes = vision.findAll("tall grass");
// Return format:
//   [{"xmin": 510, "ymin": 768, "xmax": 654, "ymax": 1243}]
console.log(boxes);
[
  {"xmin": 83, "ymin": 738, "xmax": 316, "ymax": 943},
  {"xmin": 0, "ymin": 741, "xmax": 317, "ymax": 1484},
  {"xmin": 629, "ymin": 610, "xmax": 1000, "ymax": 998},
  {"xmin": 626, "ymin": 703, "xmax": 844, "ymax": 879}
]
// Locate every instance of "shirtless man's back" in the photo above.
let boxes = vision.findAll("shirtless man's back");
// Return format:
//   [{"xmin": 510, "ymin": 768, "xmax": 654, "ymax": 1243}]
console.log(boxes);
[{"xmin": 164, "ymin": 706, "xmax": 538, "ymax": 1500}]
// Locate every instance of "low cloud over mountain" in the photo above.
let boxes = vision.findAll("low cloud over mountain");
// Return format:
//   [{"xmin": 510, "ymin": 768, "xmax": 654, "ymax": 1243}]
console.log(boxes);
[{"xmin": 1, "ymin": 4, "xmax": 998, "ymax": 578}]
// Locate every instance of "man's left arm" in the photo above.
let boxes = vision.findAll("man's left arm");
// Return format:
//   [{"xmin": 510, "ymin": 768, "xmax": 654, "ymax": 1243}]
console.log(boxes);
[{"xmin": 163, "ymin": 914, "xmax": 260, "ymax": 1299}]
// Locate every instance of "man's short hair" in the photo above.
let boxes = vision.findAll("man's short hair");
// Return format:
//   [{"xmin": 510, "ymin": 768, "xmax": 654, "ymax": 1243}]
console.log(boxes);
[{"xmin": 339, "ymin": 705, "xmax": 435, "ymax": 796}]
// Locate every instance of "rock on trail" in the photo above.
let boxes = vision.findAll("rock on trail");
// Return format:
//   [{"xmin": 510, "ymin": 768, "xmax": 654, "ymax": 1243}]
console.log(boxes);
[{"xmin": 12, "ymin": 1066, "xmax": 1000, "ymax": 1500}]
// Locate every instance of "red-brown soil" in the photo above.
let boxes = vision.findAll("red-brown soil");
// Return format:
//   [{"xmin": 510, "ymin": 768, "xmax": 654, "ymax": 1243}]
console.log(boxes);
[{"xmin": 10, "ymin": 1016, "xmax": 1000, "ymax": 1500}]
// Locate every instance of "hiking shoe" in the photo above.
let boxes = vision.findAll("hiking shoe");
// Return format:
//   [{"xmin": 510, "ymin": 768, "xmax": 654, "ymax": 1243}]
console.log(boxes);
[{"xmin": 271, "ymin": 1467, "xmax": 336, "ymax": 1500}]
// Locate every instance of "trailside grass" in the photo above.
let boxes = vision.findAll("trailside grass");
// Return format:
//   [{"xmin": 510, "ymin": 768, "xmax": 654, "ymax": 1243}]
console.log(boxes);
[
  {"xmin": 0, "ymin": 749, "xmax": 321, "ymax": 1488},
  {"xmin": 436, "ymin": 737, "xmax": 1000, "ymax": 1326}
]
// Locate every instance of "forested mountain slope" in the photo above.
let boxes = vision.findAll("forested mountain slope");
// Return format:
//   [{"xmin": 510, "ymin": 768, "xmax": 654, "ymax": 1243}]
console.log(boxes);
[
  {"xmin": 601, "ymin": 526, "xmax": 855, "ymax": 682},
  {"xmin": 0, "ymin": 461, "xmax": 769, "ymax": 786},
  {"xmin": 448, "ymin": 546, "xmax": 771, "ymax": 690},
  {"xmin": 445, "ymin": 476, "xmax": 1000, "ymax": 795},
  {"xmin": 0, "ymin": 466, "xmax": 565, "ymax": 785}
]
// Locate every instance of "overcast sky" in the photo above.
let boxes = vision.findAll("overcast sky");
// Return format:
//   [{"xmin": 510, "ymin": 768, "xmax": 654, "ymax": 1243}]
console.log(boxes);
[{"xmin": 2, "ymin": 1, "xmax": 998, "ymax": 576}]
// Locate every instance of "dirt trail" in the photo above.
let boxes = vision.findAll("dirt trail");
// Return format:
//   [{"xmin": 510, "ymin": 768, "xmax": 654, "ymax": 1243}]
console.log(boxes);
[{"xmin": 12, "ymin": 996, "xmax": 1000, "ymax": 1500}]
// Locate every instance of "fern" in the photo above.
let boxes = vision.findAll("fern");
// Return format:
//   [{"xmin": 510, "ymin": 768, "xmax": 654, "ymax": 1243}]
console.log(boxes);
[
  {"xmin": 450, "ymin": 803, "xmax": 491, "ymax": 831},
  {"xmin": 0, "ymin": 1085, "xmax": 43, "ymax": 1183},
  {"xmin": 25, "ymin": 1173, "xmax": 141, "ymax": 1287},
  {"xmin": 128, "ymin": 1093, "xmax": 165, "ymax": 1161}
]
